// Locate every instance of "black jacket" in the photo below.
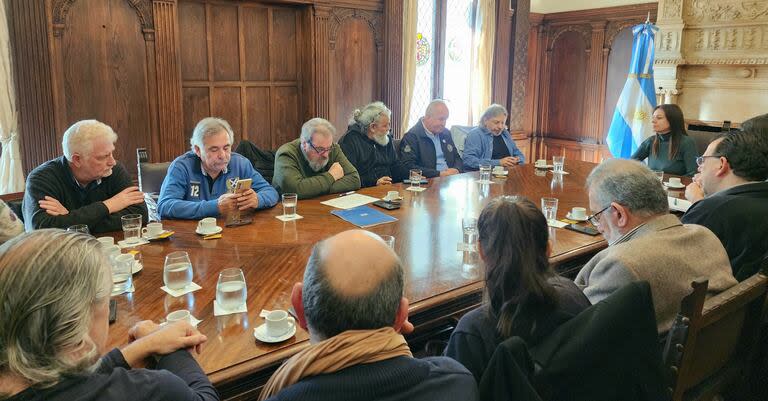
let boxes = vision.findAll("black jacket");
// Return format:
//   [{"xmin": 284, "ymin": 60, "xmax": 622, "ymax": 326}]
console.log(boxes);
[
  {"xmin": 235, "ymin": 140, "xmax": 277, "ymax": 184},
  {"xmin": 681, "ymin": 181, "xmax": 768, "ymax": 281},
  {"xmin": 339, "ymin": 123, "xmax": 406, "ymax": 187},
  {"xmin": 398, "ymin": 119, "xmax": 463, "ymax": 178}
]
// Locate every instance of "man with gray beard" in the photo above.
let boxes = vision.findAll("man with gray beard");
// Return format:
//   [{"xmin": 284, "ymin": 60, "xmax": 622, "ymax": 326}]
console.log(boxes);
[
  {"xmin": 272, "ymin": 118, "xmax": 360, "ymax": 199},
  {"xmin": 339, "ymin": 102, "xmax": 407, "ymax": 187}
]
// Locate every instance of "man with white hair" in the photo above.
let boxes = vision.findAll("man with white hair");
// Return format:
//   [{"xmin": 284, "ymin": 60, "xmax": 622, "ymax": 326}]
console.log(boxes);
[
  {"xmin": 272, "ymin": 118, "xmax": 360, "ymax": 199},
  {"xmin": 574, "ymin": 158, "xmax": 736, "ymax": 333},
  {"xmin": 23, "ymin": 120, "xmax": 148, "ymax": 233},
  {"xmin": 158, "ymin": 117, "xmax": 278, "ymax": 220}
]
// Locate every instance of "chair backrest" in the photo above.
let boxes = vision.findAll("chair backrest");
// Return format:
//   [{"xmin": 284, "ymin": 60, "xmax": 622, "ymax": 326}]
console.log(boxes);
[
  {"xmin": 450, "ymin": 125, "xmax": 473, "ymax": 157},
  {"xmin": 686, "ymin": 130, "xmax": 719, "ymax": 156},
  {"xmin": 136, "ymin": 148, "xmax": 171, "ymax": 194},
  {"xmin": 665, "ymin": 273, "xmax": 768, "ymax": 401},
  {"xmin": 0, "ymin": 192, "xmax": 24, "ymax": 223}
]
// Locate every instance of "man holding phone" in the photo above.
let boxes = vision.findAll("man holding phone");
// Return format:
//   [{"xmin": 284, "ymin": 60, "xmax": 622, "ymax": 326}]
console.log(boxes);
[{"xmin": 158, "ymin": 117, "xmax": 278, "ymax": 220}]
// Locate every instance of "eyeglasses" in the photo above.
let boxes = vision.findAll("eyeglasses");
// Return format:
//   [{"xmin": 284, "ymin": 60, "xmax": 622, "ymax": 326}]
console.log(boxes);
[
  {"xmin": 695, "ymin": 155, "xmax": 721, "ymax": 166},
  {"xmin": 587, "ymin": 204, "xmax": 613, "ymax": 227},
  {"xmin": 308, "ymin": 140, "xmax": 332, "ymax": 155}
]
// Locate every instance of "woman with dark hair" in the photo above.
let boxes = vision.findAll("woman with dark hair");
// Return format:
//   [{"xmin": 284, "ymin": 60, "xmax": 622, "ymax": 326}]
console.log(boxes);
[
  {"xmin": 444, "ymin": 196, "xmax": 590, "ymax": 382},
  {"xmin": 0, "ymin": 230, "xmax": 219, "ymax": 401},
  {"xmin": 631, "ymin": 104, "xmax": 698, "ymax": 176}
]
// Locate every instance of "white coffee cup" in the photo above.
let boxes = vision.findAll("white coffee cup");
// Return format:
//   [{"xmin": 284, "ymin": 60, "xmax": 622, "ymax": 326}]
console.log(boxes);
[
  {"xmin": 198, "ymin": 217, "xmax": 217, "ymax": 233},
  {"xmin": 97, "ymin": 236, "xmax": 115, "ymax": 247},
  {"xmin": 142, "ymin": 222, "xmax": 163, "ymax": 237},
  {"xmin": 668, "ymin": 177, "xmax": 682, "ymax": 186},
  {"xmin": 385, "ymin": 191, "xmax": 400, "ymax": 201},
  {"xmin": 535, "ymin": 159, "xmax": 546, "ymax": 166},
  {"xmin": 265, "ymin": 310, "xmax": 295, "ymax": 337},
  {"xmin": 166, "ymin": 309, "xmax": 191, "ymax": 324},
  {"xmin": 570, "ymin": 207, "xmax": 587, "ymax": 220}
]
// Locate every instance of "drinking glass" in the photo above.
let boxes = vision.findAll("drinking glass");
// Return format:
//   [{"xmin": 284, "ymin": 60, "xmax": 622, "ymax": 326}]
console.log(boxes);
[
  {"xmin": 121, "ymin": 214, "xmax": 143, "ymax": 245},
  {"xmin": 166, "ymin": 309, "xmax": 191, "ymax": 324},
  {"xmin": 163, "ymin": 251, "xmax": 193, "ymax": 291},
  {"xmin": 409, "ymin": 169, "xmax": 423, "ymax": 189},
  {"xmin": 282, "ymin": 193, "xmax": 298, "ymax": 218},
  {"xmin": 462, "ymin": 217, "xmax": 478, "ymax": 246},
  {"xmin": 216, "ymin": 268, "xmax": 247, "ymax": 311},
  {"xmin": 67, "ymin": 224, "xmax": 90, "ymax": 235},
  {"xmin": 111, "ymin": 253, "xmax": 134, "ymax": 295},
  {"xmin": 653, "ymin": 170, "xmax": 664, "ymax": 182},
  {"xmin": 552, "ymin": 155, "xmax": 565, "ymax": 174},
  {"xmin": 541, "ymin": 197, "xmax": 559, "ymax": 223},
  {"xmin": 479, "ymin": 164, "xmax": 492, "ymax": 182},
  {"xmin": 380, "ymin": 235, "xmax": 395, "ymax": 249}
]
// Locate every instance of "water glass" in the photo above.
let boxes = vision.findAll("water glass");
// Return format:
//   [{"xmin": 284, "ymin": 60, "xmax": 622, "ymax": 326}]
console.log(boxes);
[
  {"xmin": 216, "ymin": 268, "xmax": 247, "ymax": 311},
  {"xmin": 653, "ymin": 170, "xmax": 664, "ymax": 182},
  {"xmin": 541, "ymin": 197, "xmax": 559, "ymax": 223},
  {"xmin": 409, "ymin": 169, "xmax": 423, "ymax": 189},
  {"xmin": 121, "ymin": 214, "xmax": 143, "ymax": 245},
  {"xmin": 462, "ymin": 217, "xmax": 478, "ymax": 245},
  {"xmin": 102, "ymin": 244, "xmax": 122, "ymax": 264},
  {"xmin": 282, "ymin": 193, "xmax": 298, "ymax": 218},
  {"xmin": 67, "ymin": 224, "xmax": 90, "ymax": 235},
  {"xmin": 479, "ymin": 164, "xmax": 492, "ymax": 182},
  {"xmin": 552, "ymin": 155, "xmax": 565, "ymax": 174},
  {"xmin": 380, "ymin": 235, "xmax": 395, "ymax": 249},
  {"xmin": 166, "ymin": 309, "xmax": 191, "ymax": 324},
  {"xmin": 164, "ymin": 251, "xmax": 193, "ymax": 291},
  {"xmin": 111, "ymin": 253, "xmax": 134, "ymax": 295}
]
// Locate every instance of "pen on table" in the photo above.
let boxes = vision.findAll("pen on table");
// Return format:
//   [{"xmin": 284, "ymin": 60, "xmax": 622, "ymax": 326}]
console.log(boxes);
[{"xmin": 338, "ymin": 191, "xmax": 355, "ymax": 197}]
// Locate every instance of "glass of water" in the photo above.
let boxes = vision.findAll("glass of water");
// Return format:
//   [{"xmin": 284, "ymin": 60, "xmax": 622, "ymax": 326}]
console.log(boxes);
[
  {"xmin": 216, "ymin": 267, "xmax": 247, "ymax": 311},
  {"xmin": 67, "ymin": 224, "xmax": 90, "ymax": 235},
  {"xmin": 163, "ymin": 251, "xmax": 193, "ymax": 291},
  {"xmin": 462, "ymin": 217, "xmax": 478, "ymax": 246},
  {"xmin": 282, "ymin": 193, "xmax": 298, "ymax": 218},
  {"xmin": 111, "ymin": 253, "xmax": 134, "ymax": 295},
  {"xmin": 380, "ymin": 235, "xmax": 395, "ymax": 249},
  {"xmin": 409, "ymin": 169, "xmax": 423, "ymax": 189},
  {"xmin": 479, "ymin": 164, "xmax": 492, "ymax": 182},
  {"xmin": 653, "ymin": 170, "xmax": 664, "ymax": 182},
  {"xmin": 552, "ymin": 155, "xmax": 565, "ymax": 174},
  {"xmin": 541, "ymin": 197, "xmax": 559, "ymax": 224},
  {"xmin": 121, "ymin": 214, "xmax": 143, "ymax": 245}
]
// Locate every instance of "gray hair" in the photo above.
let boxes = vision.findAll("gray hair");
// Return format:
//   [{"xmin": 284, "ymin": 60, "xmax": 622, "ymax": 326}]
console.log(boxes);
[
  {"xmin": 424, "ymin": 99, "xmax": 448, "ymax": 117},
  {"xmin": 0, "ymin": 230, "xmax": 110, "ymax": 387},
  {"xmin": 190, "ymin": 117, "xmax": 235, "ymax": 151},
  {"xmin": 586, "ymin": 158, "xmax": 668, "ymax": 217},
  {"xmin": 61, "ymin": 120, "xmax": 118, "ymax": 161},
  {"xmin": 349, "ymin": 101, "xmax": 391, "ymax": 130},
  {"xmin": 480, "ymin": 104, "xmax": 508, "ymax": 125},
  {"xmin": 300, "ymin": 118, "xmax": 336, "ymax": 143},
  {"xmin": 301, "ymin": 240, "xmax": 404, "ymax": 340}
]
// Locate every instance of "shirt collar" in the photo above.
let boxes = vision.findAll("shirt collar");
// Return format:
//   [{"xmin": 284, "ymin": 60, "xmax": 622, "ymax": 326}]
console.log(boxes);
[
  {"xmin": 63, "ymin": 158, "xmax": 101, "ymax": 190},
  {"xmin": 422, "ymin": 120, "xmax": 436, "ymax": 137},
  {"xmin": 199, "ymin": 159, "xmax": 228, "ymax": 177}
]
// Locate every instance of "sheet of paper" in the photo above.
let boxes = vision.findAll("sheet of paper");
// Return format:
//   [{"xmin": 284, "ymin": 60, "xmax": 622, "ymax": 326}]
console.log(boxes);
[
  {"xmin": 320, "ymin": 193, "xmax": 380, "ymax": 209},
  {"xmin": 668, "ymin": 196, "xmax": 692, "ymax": 213}
]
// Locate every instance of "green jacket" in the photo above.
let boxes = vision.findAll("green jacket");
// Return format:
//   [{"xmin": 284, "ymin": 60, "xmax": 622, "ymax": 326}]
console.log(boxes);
[{"xmin": 272, "ymin": 139, "xmax": 361, "ymax": 199}]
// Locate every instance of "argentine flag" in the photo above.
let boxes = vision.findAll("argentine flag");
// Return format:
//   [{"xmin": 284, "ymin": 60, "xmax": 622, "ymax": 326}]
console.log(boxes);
[{"xmin": 606, "ymin": 23, "xmax": 659, "ymax": 158}]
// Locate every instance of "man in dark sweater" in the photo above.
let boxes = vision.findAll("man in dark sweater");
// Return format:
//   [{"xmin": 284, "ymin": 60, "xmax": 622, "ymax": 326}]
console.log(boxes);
[
  {"xmin": 399, "ymin": 100, "xmax": 463, "ymax": 178},
  {"xmin": 260, "ymin": 230, "xmax": 478, "ymax": 401},
  {"xmin": 682, "ymin": 130, "xmax": 768, "ymax": 281},
  {"xmin": 23, "ymin": 120, "xmax": 147, "ymax": 233}
]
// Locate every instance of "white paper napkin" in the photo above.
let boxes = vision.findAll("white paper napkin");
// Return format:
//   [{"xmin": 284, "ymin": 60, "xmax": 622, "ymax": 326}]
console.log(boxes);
[
  {"xmin": 117, "ymin": 238, "xmax": 150, "ymax": 248},
  {"xmin": 405, "ymin": 186, "xmax": 426, "ymax": 192},
  {"xmin": 547, "ymin": 220, "xmax": 569, "ymax": 228},
  {"xmin": 161, "ymin": 316, "xmax": 202, "ymax": 327},
  {"xmin": 160, "ymin": 282, "xmax": 202, "ymax": 297},
  {"xmin": 549, "ymin": 171, "xmax": 570, "ymax": 175},
  {"xmin": 276, "ymin": 214, "xmax": 304, "ymax": 222},
  {"xmin": 214, "ymin": 300, "xmax": 248, "ymax": 316}
]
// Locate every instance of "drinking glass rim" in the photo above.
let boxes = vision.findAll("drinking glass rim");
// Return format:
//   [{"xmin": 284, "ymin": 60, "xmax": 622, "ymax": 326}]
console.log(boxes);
[
  {"xmin": 121, "ymin": 214, "xmax": 143, "ymax": 221},
  {"xmin": 165, "ymin": 251, "xmax": 190, "ymax": 260},
  {"xmin": 219, "ymin": 267, "xmax": 244, "ymax": 278}
]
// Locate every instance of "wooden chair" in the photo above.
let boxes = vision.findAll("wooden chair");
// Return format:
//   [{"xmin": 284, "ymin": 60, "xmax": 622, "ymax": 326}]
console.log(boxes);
[
  {"xmin": 136, "ymin": 148, "xmax": 171, "ymax": 194},
  {"xmin": 664, "ymin": 273, "xmax": 768, "ymax": 401}
]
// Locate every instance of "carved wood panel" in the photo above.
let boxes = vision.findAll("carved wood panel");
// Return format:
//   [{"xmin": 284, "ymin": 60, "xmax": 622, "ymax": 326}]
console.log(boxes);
[{"xmin": 546, "ymin": 31, "xmax": 587, "ymax": 139}]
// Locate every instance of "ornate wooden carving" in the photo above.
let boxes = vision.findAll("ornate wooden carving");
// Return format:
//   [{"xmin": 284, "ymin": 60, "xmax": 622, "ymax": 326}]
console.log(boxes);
[
  {"xmin": 52, "ymin": 0, "xmax": 155, "ymax": 36},
  {"xmin": 313, "ymin": 5, "xmax": 332, "ymax": 120},
  {"xmin": 328, "ymin": 7, "xmax": 383, "ymax": 50},
  {"xmin": 383, "ymin": 0, "xmax": 403, "ymax": 138},
  {"xmin": 548, "ymin": 24, "xmax": 592, "ymax": 50},
  {"xmin": 508, "ymin": 0, "xmax": 530, "ymax": 132}
]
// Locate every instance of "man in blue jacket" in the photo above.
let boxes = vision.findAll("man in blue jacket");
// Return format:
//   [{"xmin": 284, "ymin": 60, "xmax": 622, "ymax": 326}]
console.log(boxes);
[
  {"xmin": 158, "ymin": 117, "xmax": 278, "ymax": 220},
  {"xmin": 463, "ymin": 104, "xmax": 525, "ymax": 171}
]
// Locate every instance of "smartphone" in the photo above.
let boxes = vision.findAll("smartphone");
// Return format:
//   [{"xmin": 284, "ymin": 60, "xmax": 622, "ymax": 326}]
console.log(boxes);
[
  {"xmin": 373, "ymin": 200, "xmax": 401, "ymax": 210},
  {"xmin": 109, "ymin": 299, "xmax": 117, "ymax": 324},
  {"xmin": 564, "ymin": 224, "xmax": 600, "ymax": 236},
  {"xmin": 234, "ymin": 178, "xmax": 252, "ymax": 194}
]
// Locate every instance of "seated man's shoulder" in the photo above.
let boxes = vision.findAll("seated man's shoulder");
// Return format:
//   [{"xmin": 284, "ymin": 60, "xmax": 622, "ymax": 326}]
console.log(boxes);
[
  {"xmin": 28, "ymin": 157, "xmax": 66, "ymax": 181},
  {"xmin": 276, "ymin": 139, "xmax": 300, "ymax": 154}
]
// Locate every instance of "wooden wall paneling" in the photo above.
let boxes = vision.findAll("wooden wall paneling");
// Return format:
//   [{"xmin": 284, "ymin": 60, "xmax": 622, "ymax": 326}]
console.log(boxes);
[
  {"xmin": 492, "ymin": 0, "xmax": 513, "ymax": 108},
  {"xmin": 582, "ymin": 22, "xmax": 606, "ymax": 143},
  {"xmin": 504, "ymin": 0, "xmax": 530, "ymax": 132},
  {"xmin": 245, "ymin": 87, "xmax": 271, "ymax": 149},
  {"xmin": 9, "ymin": 0, "xmax": 58, "ymax": 173},
  {"xmin": 178, "ymin": 1, "xmax": 208, "ymax": 81},
  {"xmin": 603, "ymin": 26, "xmax": 634, "ymax": 146},
  {"xmin": 182, "ymin": 87, "xmax": 211, "ymax": 143},
  {"xmin": 383, "ymin": 0, "xmax": 402, "ymax": 138},
  {"xmin": 546, "ymin": 29, "xmax": 588, "ymax": 140},
  {"xmin": 272, "ymin": 86, "xmax": 301, "ymax": 147},
  {"xmin": 212, "ymin": 87, "xmax": 243, "ymax": 142},
  {"xmin": 313, "ymin": 6, "xmax": 331, "ymax": 121},
  {"xmin": 152, "ymin": 0, "xmax": 184, "ymax": 162},
  {"xmin": 210, "ymin": 4, "xmax": 239, "ymax": 82}
]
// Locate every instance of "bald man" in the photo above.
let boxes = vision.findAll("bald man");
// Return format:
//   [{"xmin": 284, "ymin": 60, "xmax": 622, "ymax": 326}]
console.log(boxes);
[
  {"xmin": 259, "ymin": 230, "xmax": 478, "ymax": 401},
  {"xmin": 399, "ymin": 100, "xmax": 463, "ymax": 178}
]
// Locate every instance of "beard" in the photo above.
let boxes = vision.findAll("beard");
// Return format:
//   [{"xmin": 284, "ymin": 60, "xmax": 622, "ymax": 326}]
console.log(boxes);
[
  {"xmin": 301, "ymin": 146, "xmax": 330, "ymax": 172},
  {"xmin": 372, "ymin": 133, "xmax": 390, "ymax": 146}
]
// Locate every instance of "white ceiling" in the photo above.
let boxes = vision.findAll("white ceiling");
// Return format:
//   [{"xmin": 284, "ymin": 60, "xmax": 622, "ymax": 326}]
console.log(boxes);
[{"xmin": 530, "ymin": 0, "xmax": 656, "ymax": 14}]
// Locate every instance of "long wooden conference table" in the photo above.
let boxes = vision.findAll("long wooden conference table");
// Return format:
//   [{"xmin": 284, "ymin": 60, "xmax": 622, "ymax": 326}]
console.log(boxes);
[{"xmin": 106, "ymin": 160, "xmax": 608, "ymax": 400}]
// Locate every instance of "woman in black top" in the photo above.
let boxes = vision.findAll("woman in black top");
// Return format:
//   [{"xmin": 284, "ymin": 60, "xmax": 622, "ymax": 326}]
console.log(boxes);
[
  {"xmin": 444, "ymin": 196, "xmax": 590, "ymax": 382},
  {"xmin": 631, "ymin": 104, "xmax": 698, "ymax": 176},
  {"xmin": 0, "ymin": 230, "xmax": 219, "ymax": 401}
]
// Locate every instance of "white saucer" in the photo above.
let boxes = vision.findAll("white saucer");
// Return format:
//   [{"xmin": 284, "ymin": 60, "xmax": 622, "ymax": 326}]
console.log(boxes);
[
  {"xmin": 535, "ymin": 164, "xmax": 553, "ymax": 169},
  {"xmin": 664, "ymin": 182, "xmax": 685, "ymax": 189},
  {"xmin": 143, "ymin": 230, "xmax": 173, "ymax": 241},
  {"xmin": 492, "ymin": 170, "xmax": 509, "ymax": 177},
  {"xmin": 196, "ymin": 226, "xmax": 223, "ymax": 235},
  {"xmin": 566, "ymin": 213, "xmax": 588, "ymax": 222},
  {"xmin": 253, "ymin": 323, "xmax": 296, "ymax": 343},
  {"xmin": 132, "ymin": 261, "xmax": 143, "ymax": 274}
]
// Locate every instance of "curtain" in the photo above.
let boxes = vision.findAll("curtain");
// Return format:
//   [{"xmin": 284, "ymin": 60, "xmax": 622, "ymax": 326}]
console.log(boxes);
[
  {"xmin": 0, "ymin": 2, "xmax": 24, "ymax": 194},
  {"xmin": 400, "ymin": 0, "xmax": 418, "ymax": 135},
  {"xmin": 469, "ymin": 0, "xmax": 496, "ymax": 125}
]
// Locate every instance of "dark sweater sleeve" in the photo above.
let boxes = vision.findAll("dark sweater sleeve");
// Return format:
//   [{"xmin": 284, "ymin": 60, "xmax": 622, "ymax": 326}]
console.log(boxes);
[
  {"xmin": 444, "ymin": 328, "xmax": 490, "ymax": 383},
  {"xmin": 340, "ymin": 136, "xmax": 376, "ymax": 187},
  {"xmin": 94, "ymin": 165, "xmax": 149, "ymax": 232},
  {"xmin": 328, "ymin": 146, "xmax": 361, "ymax": 194},
  {"xmin": 630, "ymin": 137, "xmax": 652, "ymax": 161},
  {"xmin": 680, "ymin": 137, "xmax": 699, "ymax": 176},
  {"xmin": 155, "ymin": 350, "xmax": 219, "ymax": 401}
]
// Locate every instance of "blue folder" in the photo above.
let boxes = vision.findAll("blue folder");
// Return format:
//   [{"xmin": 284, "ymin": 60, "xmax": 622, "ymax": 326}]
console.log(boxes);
[{"xmin": 330, "ymin": 205, "xmax": 398, "ymax": 228}]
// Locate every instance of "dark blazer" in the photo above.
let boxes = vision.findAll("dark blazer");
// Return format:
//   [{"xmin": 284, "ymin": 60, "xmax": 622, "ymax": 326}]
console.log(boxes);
[
  {"xmin": 681, "ymin": 181, "xmax": 768, "ymax": 281},
  {"xmin": 398, "ymin": 119, "xmax": 463, "ymax": 178}
]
